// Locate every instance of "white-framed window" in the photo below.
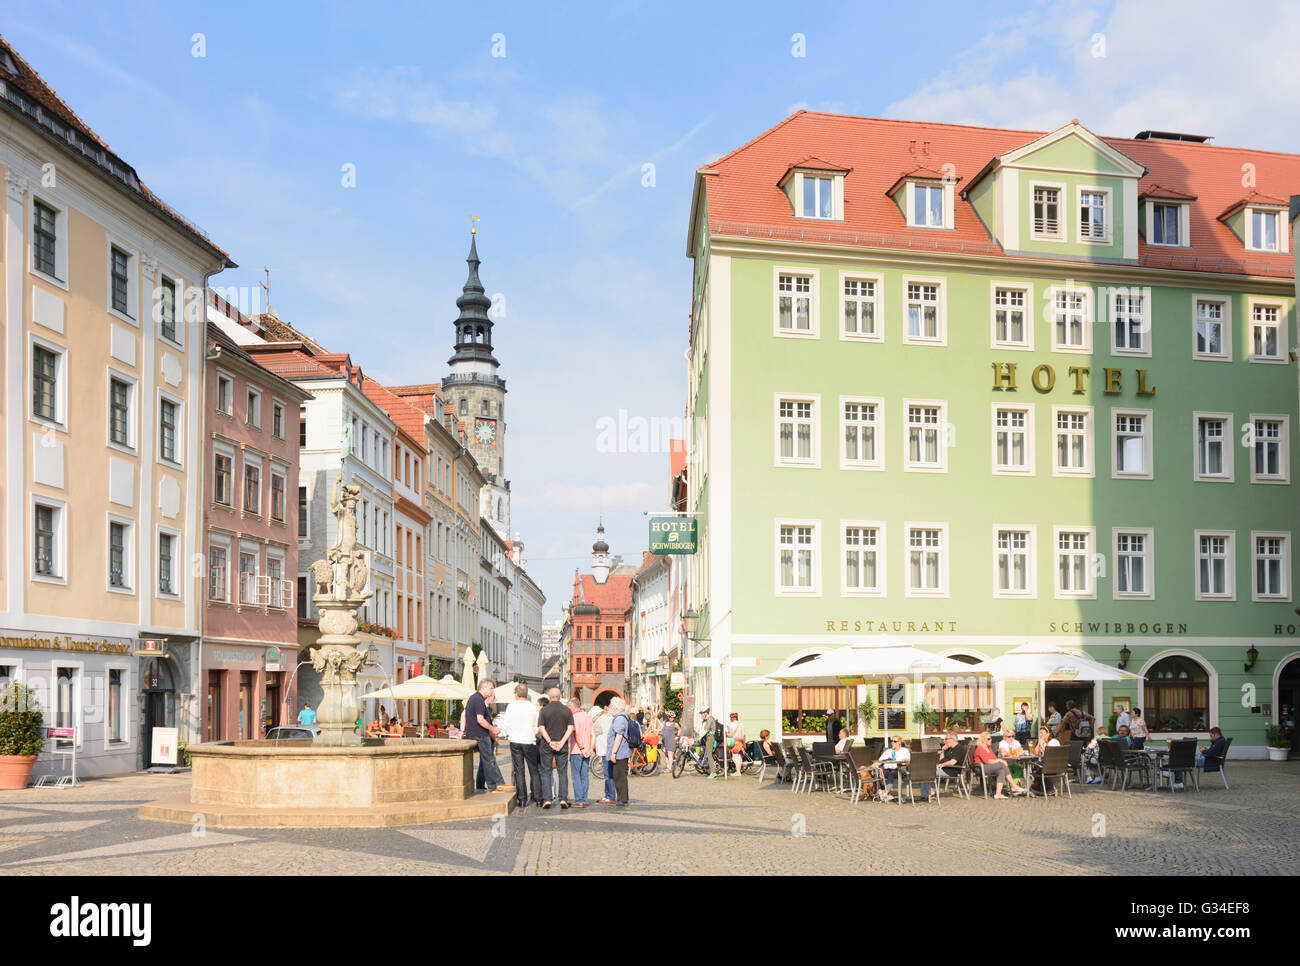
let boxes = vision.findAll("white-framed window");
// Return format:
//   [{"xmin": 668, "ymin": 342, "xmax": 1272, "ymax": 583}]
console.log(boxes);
[
  {"xmin": 775, "ymin": 394, "xmax": 819, "ymax": 467},
  {"xmin": 1078, "ymin": 186, "xmax": 1111, "ymax": 242},
  {"xmin": 106, "ymin": 515, "xmax": 133, "ymax": 593},
  {"xmin": 298, "ymin": 484, "xmax": 310, "ymax": 540},
  {"xmin": 1112, "ymin": 409, "xmax": 1153, "ymax": 479},
  {"xmin": 1252, "ymin": 531, "xmax": 1291, "ymax": 602},
  {"xmin": 800, "ymin": 173, "xmax": 835, "ymax": 220},
  {"xmin": 30, "ymin": 194, "xmax": 69, "ymax": 287},
  {"xmin": 272, "ymin": 399, "xmax": 285, "ymax": 440},
  {"xmin": 208, "ymin": 537, "xmax": 230, "ymax": 602},
  {"xmin": 1250, "ymin": 414, "xmax": 1289, "ymax": 483},
  {"xmin": 840, "ymin": 272, "xmax": 882, "ymax": 341},
  {"xmin": 991, "ymin": 283, "xmax": 1032, "ymax": 349},
  {"xmin": 1193, "ymin": 413, "xmax": 1233, "ymax": 482},
  {"xmin": 32, "ymin": 495, "xmax": 67, "ymax": 583},
  {"xmin": 105, "ymin": 664, "xmax": 129, "ymax": 747},
  {"xmin": 159, "ymin": 391, "xmax": 183, "ymax": 466},
  {"xmin": 106, "ymin": 241, "xmax": 137, "ymax": 322},
  {"xmin": 266, "ymin": 552, "xmax": 287, "ymax": 608},
  {"xmin": 910, "ymin": 183, "xmax": 945, "ymax": 228},
  {"xmin": 30, "ymin": 335, "xmax": 68, "ymax": 428},
  {"xmin": 1050, "ymin": 286, "xmax": 1092, "ymax": 352},
  {"xmin": 1195, "ymin": 530, "xmax": 1235, "ymax": 600},
  {"xmin": 213, "ymin": 444, "xmax": 235, "ymax": 507},
  {"xmin": 774, "ymin": 268, "xmax": 817, "ymax": 337},
  {"xmin": 156, "ymin": 274, "xmax": 181, "ymax": 346},
  {"xmin": 1247, "ymin": 207, "xmax": 1281, "ymax": 252},
  {"xmin": 841, "ymin": 522, "xmax": 885, "ymax": 597},
  {"xmin": 51, "ymin": 663, "xmax": 82, "ymax": 750},
  {"xmin": 243, "ymin": 456, "xmax": 262, "ymax": 515},
  {"xmin": 1248, "ymin": 300, "xmax": 1286, "ymax": 362},
  {"xmin": 776, "ymin": 520, "xmax": 820, "ymax": 596},
  {"xmin": 993, "ymin": 526, "xmax": 1035, "ymax": 598},
  {"xmin": 238, "ymin": 545, "xmax": 260, "ymax": 606},
  {"xmin": 1113, "ymin": 528, "xmax": 1154, "ymax": 600},
  {"xmin": 1054, "ymin": 527, "xmax": 1096, "ymax": 599},
  {"xmin": 905, "ymin": 523, "xmax": 948, "ymax": 597},
  {"xmin": 903, "ymin": 277, "xmax": 945, "ymax": 344},
  {"xmin": 904, "ymin": 400, "xmax": 947, "ymax": 472},
  {"xmin": 106, "ymin": 369, "xmax": 137, "ymax": 452},
  {"xmin": 992, "ymin": 404, "xmax": 1034, "ymax": 475},
  {"xmin": 1110, "ymin": 288, "xmax": 1150, "ymax": 356},
  {"xmin": 157, "ymin": 527, "xmax": 180, "ymax": 598},
  {"xmin": 1052, "ymin": 406, "xmax": 1093, "ymax": 477},
  {"xmin": 216, "ymin": 371, "xmax": 234, "ymax": 415},
  {"xmin": 1030, "ymin": 183, "xmax": 1064, "ymax": 240},
  {"xmin": 246, "ymin": 386, "xmax": 262, "ymax": 429},
  {"xmin": 840, "ymin": 397, "xmax": 883, "ymax": 470},
  {"xmin": 1193, "ymin": 297, "xmax": 1230, "ymax": 361},
  {"xmin": 270, "ymin": 468, "xmax": 287, "ymax": 523},
  {"xmin": 1149, "ymin": 202, "xmax": 1185, "ymax": 246}
]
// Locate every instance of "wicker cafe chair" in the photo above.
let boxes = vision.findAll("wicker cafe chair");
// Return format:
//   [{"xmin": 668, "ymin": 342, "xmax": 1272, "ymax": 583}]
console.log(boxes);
[
  {"xmin": 1067, "ymin": 740, "xmax": 1085, "ymax": 785},
  {"xmin": 898, "ymin": 751, "xmax": 940, "ymax": 805},
  {"xmin": 796, "ymin": 744, "xmax": 836, "ymax": 794},
  {"xmin": 757, "ymin": 742, "xmax": 780, "ymax": 784},
  {"xmin": 846, "ymin": 746, "xmax": 877, "ymax": 804},
  {"xmin": 1037, "ymin": 744, "xmax": 1073, "ymax": 799},
  {"xmin": 936, "ymin": 742, "xmax": 971, "ymax": 800},
  {"xmin": 782, "ymin": 740, "xmax": 804, "ymax": 789},
  {"xmin": 1098, "ymin": 738, "xmax": 1148, "ymax": 790},
  {"xmin": 862, "ymin": 737, "xmax": 885, "ymax": 761},
  {"xmin": 1152, "ymin": 738, "xmax": 1199, "ymax": 792},
  {"xmin": 1196, "ymin": 736, "xmax": 1233, "ymax": 790}
]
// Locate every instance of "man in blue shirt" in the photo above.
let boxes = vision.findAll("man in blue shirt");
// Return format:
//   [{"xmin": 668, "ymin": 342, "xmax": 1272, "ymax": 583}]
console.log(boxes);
[
  {"xmin": 605, "ymin": 697, "xmax": 633, "ymax": 806},
  {"xmin": 297, "ymin": 703, "xmax": 317, "ymax": 728},
  {"xmin": 464, "ymin": 680, "xmax": 505, "ymax": 793}
]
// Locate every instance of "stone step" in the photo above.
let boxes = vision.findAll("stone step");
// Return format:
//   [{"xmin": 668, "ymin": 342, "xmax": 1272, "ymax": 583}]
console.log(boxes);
[{"xmin": 138, "ymin": 791, "xmax": 516, "ymax": 829}]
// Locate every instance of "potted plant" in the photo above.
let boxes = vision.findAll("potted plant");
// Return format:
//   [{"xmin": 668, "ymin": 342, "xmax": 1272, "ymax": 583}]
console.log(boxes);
[
  {"xmin": 1265, "ymin": 723, "xmax": 1291, "ymax": 762},
  {"xmin": 0, "ymin": 684, "xmax": 46, "ymax": 789},
  {"xmin": 857, "ymin": 695, "xmax": 877, "ymax": 736},
  {"xmin": 913, "ymin": 702, "xmax": 941, "ymax": 733}
]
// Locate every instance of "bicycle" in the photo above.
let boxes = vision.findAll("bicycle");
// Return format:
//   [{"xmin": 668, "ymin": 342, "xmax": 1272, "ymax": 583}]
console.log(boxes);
[
  {"xmin": 672, "ymin": 738, "xmax": 717, "ymax": 778},
  {"xmin": 628, "ymin": 742, "xmax": 660, "ymax": 777}
]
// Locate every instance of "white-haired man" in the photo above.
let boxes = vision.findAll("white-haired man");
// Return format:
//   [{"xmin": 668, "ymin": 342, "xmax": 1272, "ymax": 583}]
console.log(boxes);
[
  {"xmin": 605, "ymin": 697, "xmax": 633, "ymax": 806},
  {"xmin": 465, "ymin": 679, "xmax": 505, "ymax": 793}
]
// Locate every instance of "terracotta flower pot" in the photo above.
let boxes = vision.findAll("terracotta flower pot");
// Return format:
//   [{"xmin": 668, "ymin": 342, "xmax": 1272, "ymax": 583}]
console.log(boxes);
[{"xmin": 0, "ymin": 754, "xmax": 38, "ymax": 790}]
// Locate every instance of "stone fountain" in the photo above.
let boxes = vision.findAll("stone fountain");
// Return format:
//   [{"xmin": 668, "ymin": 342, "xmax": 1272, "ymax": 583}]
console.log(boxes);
[{"xmin": 138, "ymin": 474, "xmax": 514, "ymax": 828}]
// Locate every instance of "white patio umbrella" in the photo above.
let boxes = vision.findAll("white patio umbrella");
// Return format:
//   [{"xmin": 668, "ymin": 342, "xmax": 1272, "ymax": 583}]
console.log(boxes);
[
  {"xmin": 744, "ymin": 640, "xmax": 991, "ymax": 751},
  {"xmin": 364, "ymin": 675, "xmax": 474, "ymax": 702},
  {"xmin": 460, "ymin": 647, "xmax": 478, "ymax": 692},
  {"xmin": 488, "ymin": 684, "xmax": 542, "ymax": 704},
  {"xmin": 971, "ymin": 644, "xmax": 1140, "ymax": 733}
]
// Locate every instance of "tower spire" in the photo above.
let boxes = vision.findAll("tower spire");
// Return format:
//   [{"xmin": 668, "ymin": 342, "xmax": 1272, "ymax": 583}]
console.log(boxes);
[{"xmin": 448, "ymin": 230, "xmax": 498, "ymax": 368}]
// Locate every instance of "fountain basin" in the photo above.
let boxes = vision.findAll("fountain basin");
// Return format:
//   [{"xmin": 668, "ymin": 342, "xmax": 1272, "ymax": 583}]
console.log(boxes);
[{"xmin": 139, "ymin": 738, "xmax": 515, "ymax": 828}]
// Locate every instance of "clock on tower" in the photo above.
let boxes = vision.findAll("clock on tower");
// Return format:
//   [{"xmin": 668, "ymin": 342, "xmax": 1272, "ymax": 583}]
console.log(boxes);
[{"xmin": 474, "ymin": 417, "xmax": 497, "ymax": 446}]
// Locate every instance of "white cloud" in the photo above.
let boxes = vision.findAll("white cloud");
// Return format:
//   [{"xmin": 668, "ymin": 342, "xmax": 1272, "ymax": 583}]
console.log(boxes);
[{"xmin": 886, "ymin": 0, "xmax": 1300, "ymax": 150}]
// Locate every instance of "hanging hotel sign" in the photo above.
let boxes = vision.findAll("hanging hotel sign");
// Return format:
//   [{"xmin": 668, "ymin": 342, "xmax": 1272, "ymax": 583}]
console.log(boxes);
[
  {"xmin": 134, "ymin": 638, "xmax": 168, "ymax": 658},
  {"xmin": 649, "ymin": 517, "xmax": 697, "ymax": 555},
  {"xmin": 265, "ymin": 647, "xmax": 281, "ymax": 672}
]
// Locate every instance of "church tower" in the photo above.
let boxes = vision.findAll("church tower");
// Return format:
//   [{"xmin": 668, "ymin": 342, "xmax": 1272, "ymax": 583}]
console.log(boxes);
[
  {"xmin": 591, "ymin": 518, "xmax": 611, "ymax": 584},
  {"xmin": 443, "ymin": 230, "xmax": 510, "ymax": 539}
]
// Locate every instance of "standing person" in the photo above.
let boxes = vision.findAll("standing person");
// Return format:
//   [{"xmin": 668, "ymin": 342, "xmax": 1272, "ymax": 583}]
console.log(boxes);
[
  {"xmin": 297, "ymin": 703, "xmax": 317, "ymax": 728},
  {"xmin": 825, "ymin": 708, "xmax": 843, "ymax": 746},
  {"xmin": 379, "ymin": 706, "xmax": 390, "ymax": 730},
  {"xmin": 568, "ymin": 696, "xmax": 593, "ymax": 807},
  {"xmin": 464, "ymin": 679, "xmax": 505, "ymax": 793},
  {"xmin": 1045, "ymin": 703, "xmax": 1062, "ymax": 736},
  {"xmin": 1115, "ymin": 705, "xmax": 1132, "ymax": 735},
  {"xmin": 660, "ymin": 710, "xmax": 679, "ymax": 776},
  {"xmin": 699, "ymin": 707, "xmax": 720, "ymax": 776},
  {"xmin": 498, "ymin": 683, "xmax": 542, "ymax": 808},
  {"xmin": 1012, "ymin": 703, "xmax": 1032, "ymax": 744},
  {"xmin": 537, "ymin": 687, "xmax": 575, "ymax": 809},
  {"xmin": 605, "ymin": 697, "xmax": 633, "ymax": 806},
  {"xmin": 1128, "ymin": 708, "xmax": 1149, "ymax": 750},
  {"xmin": 727, "ymin": 712, "xmax": 746, "ymax": 777},
  {"xmin": 593, "ymin": 705, "xmax": 617, "ymax": 804}
]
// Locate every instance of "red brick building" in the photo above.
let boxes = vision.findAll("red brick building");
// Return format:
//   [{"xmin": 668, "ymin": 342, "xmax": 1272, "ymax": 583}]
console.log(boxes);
[{"xmin": 569, "ymin": 521, "xmax": 634, "ymax": 707}]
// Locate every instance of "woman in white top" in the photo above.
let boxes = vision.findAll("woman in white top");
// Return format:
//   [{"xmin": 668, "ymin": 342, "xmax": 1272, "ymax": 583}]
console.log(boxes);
[{"xmin": 998, "ymin": 732, "xmax": 1024, "ymax": 783}]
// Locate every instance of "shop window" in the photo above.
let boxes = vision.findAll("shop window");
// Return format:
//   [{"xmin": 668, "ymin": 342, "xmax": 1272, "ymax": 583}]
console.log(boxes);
[
  {"xmin": 781, "ymin": 683, "xmax": 856, "ymax": 736},
  {"xmin": 1144, "ymin": 656, "xmax": 1209, "ymax": 732}
]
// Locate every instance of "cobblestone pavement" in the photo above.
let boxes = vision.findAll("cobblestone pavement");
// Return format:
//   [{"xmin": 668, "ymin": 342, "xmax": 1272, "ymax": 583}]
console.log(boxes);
[{"xmin": 1, "ymin": 757, "xmax": 1297, "ymax": 875}]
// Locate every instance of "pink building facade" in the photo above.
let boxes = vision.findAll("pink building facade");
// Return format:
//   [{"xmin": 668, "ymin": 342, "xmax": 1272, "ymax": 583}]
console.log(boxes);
[{"xmin": 201, "ymin": 323, "xmax": 311, "ymax": 741}]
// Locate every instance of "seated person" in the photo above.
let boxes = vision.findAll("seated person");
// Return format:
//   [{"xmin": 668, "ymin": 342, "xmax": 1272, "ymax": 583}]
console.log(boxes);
[
  {"xmin": 834, "ymin": 728, "xmax": 851, "ymax": 754},
  {"xmin": 1175, "ymin": 726, "xmax": 1227, "ymax": 788},
  {"xmin": 364, "ymin": 718, "xmax": 382, "ymax": 738},
  {"xmin": 1031, "ymin": 726, "xmax": 1060, "ymax": 792},
  {"xmin": 387, "ymin": 716, "xmax": 404, "ymax": 736},
  {"xmin": 446, "ymin": 722, "xmax": 463, "ymax": 739},
  {"xmin": 758, "ymin": 729, "xmax": 777, "ymax": 759},
  {"xmin": 1115, "ymin": 724, "xmax": 1133, "ymax": 748},
  {"xmin": 972, "ymin": 731, "xmax": 1025, "ymax": 799},
  {"xmin": 936, "ymin": 731, "xmax": 963, "ymax": 777},
  {"xmin": 998, "ymin": 729, "xmax": 1025, "ymax": 783},
  {"xmin": 1082, "ymin": 728, "xmax": 1108, "ymax": 783},
  {"xmin": 870, "ymin": 736, "xmax": 910, "ymax": 800}
]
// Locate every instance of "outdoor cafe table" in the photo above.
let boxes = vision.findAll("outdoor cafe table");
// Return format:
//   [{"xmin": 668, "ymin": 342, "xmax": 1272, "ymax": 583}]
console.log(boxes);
[{"xmin": 1008, "ymin": 754, "xmax": 1041, "ymax": 797}]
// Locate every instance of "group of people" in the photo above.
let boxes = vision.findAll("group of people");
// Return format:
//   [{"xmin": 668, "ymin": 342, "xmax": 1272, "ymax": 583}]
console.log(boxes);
[
  {"xmin": 461, "ymin": 679, "xmax": 687, "ymax": 809},
  {"xmin": 690, "ymin": 707, "xmax": 752, "ymax": 777},
  {"xmin": 361, "ymin": 707, "xmax": 415, "ymax": 738}
]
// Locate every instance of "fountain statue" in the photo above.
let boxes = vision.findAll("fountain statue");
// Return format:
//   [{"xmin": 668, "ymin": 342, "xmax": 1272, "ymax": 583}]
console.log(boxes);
[{"xmin": 308, "ymin": 475, "xmax": 372, "ymax": 747}]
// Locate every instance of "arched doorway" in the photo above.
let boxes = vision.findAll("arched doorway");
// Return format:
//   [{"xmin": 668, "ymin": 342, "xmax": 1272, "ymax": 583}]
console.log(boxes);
[
  {"xmin": 593, "ymin": 689, "xmax": 623, "ymax": 709},
  {"xmin": 777, "ymin": 650, "xmax": 854, "ymax": 739},
  {"xmin": 1276, "ymin": 655, "xmax": 1300, "ymax": 758}
]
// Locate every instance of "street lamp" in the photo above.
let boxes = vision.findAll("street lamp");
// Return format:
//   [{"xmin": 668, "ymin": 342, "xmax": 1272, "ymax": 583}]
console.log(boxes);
[
  {"xmin": 1118, "ymin": 645, "xmax": 1131, "ymax": 670},
  {"xmin": 364, "ymin": 644, "xmax": 379, "ymax": 667},
  {"xmin": 682, "ymin": 608, "xmax": 699, "ymax": 640},
  {"xmin": 1244, "ymin": 646, "xmax": 1259, "ymax": 673}
]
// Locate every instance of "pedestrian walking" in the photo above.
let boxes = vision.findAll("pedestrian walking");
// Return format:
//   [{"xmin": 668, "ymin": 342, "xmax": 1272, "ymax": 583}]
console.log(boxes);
[
  {"xmin": 568, "ymin": 696, "xmax": 593, "ymax": 807},
  {"xmin": 498, "ymin": 683, "xmax": 542, "ymax": 807},
  {"xmin": 464, "ymin": 679, "xmax": 506, "ymax": 793},
  {"xmin": 699, "ymin": 707, "xmax": 719, "ymax": 775},
  {"xmin": 606, "ymin": 697, "xmax": 633, "ymax": 806},
  {"xmin": 660, "ymin": 710, "xmax": 678, "ymax": 775},
  {"xmin": 538, "ymin": 687, "xmax": 574, "ymax": 808}
]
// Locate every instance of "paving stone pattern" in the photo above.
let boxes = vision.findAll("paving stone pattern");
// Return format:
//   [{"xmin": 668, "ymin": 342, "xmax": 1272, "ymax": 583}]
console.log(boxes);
[{"xmin": 0, "ymin": 758, "xmax": 1297, "ymax": 875}]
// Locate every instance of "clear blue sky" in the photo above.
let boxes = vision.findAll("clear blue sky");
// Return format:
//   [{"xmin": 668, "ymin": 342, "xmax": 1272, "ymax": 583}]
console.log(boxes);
[{"xmin": 9, "ymin": 0, "xmax": 1298, "ymax": 618}]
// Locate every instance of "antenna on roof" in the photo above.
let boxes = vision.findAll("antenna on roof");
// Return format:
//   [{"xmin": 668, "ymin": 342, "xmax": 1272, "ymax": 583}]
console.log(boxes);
[{"xmin": 260, "ymin": 267, "xmax": 272, "ymax": 315}]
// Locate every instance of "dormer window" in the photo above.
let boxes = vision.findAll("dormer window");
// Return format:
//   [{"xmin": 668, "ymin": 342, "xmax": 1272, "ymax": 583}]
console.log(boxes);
[
  {"xmin": 1078, "ymin": 188, "xmax": 1110, "ymax": 242},
  {"xmin": 1248, "ymin": 208, "xmax": 1279, "ymax": 251},
  {"xmin": 801, "ymin": 175, "xmax": 833, "ymax": 219},
  {"xmin": 1151, "ymin": 203, "xmax": 1181, "ymax": 245},
  {"xmin": 912, "ymin": 184, "xmax": 944, "ymax": 228},
  {"xmin": 1032, "ymin": 185, "xmax": 1063, "ymax": 239}
]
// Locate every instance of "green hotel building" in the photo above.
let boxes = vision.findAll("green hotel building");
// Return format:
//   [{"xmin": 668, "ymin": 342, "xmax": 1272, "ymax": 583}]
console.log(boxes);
[{"xmin": 683, "ymin": 113, "xmax": 1300, "ymax": 757}]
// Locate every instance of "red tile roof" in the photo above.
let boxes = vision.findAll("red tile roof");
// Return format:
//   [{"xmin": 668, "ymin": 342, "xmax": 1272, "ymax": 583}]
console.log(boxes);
[
  {"xmin": 699, "ymin": 111, "xmax": 1300, "ymax": 277},
  {"xmin": 362, "ymin": 380, "xmax": 429, "ymax": 446},
  {"xmin": 572, "ymin": 572, "xmax": 633, "ymax": 615},
  {"xmin": 1218, "ymin": 190, "xmax": 1289, "ymax": 219},
  {"xmin": 1138, "ymin": 183, "xmax": 1197, "ymax": 201}
]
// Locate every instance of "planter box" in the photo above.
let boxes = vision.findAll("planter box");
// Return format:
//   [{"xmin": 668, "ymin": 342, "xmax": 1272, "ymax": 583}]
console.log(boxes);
[{"xmin": 0, "ymin": 754, "xmax": 38, "ymax": 790}]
